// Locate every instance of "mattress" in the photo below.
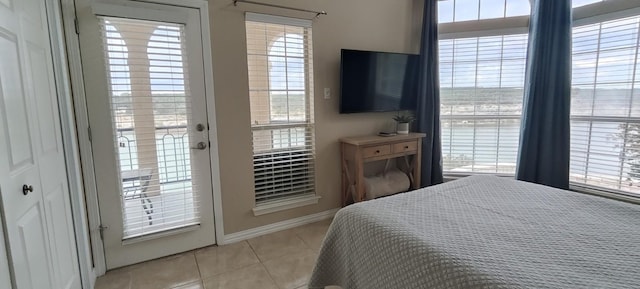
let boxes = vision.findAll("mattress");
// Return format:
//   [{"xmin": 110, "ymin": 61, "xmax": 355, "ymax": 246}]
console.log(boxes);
[{"xmin": 309, "ymin": 175, "xmax": 640, "ymax": 289}]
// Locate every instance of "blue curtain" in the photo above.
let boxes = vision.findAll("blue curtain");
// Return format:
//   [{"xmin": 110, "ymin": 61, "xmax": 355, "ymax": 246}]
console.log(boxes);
[
  {"xmin": 416, "ymin": 0, "xmax": 444, "ymax": 186},
  {"xmin": 516, "ymin": 0, "xmax": 572, "ymax": 189}
]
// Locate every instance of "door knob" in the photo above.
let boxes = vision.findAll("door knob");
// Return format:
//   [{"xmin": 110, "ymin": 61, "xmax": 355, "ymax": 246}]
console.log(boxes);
[
  {"xmin": 191, "ymin": 142, "xmax": 207, "ymax": 150},
  {"xmin": 22, "ymin": 184, "xmax": 33, "ymax": 195}
]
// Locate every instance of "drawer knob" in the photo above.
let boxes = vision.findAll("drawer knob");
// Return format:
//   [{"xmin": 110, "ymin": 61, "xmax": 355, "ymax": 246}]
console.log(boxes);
[
  {"xmin": 404, "ymin": 146, "xmax": 409, "ymax": 149},
  {"xmin": 375, "ymin": 150, "xmax": 380, "ymax": 153}
]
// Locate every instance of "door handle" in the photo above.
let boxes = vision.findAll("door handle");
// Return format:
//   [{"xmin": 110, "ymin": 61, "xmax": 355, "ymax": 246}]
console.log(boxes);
[
  {"xmin": 191, "ymin": 142, "xmax": 207, "ymax": 150},
  {"xmin": 22, "ymin": 184, "xmax": 33, "ymax": 195}
]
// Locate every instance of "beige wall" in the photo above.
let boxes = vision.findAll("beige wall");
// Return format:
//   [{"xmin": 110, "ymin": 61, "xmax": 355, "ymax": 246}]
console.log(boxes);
[{"xmin": 209, "ymin": 0, "xmax": 424, "ymax": 234}]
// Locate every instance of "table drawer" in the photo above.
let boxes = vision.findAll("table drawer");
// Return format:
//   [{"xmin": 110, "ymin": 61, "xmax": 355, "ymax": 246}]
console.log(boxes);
[
  {"xmin": 393, "ymin": 141, "xmax": 418, "ymax": 154},
  {"xmin": 362, "ymin": 145, "xmax": 391, "ymax": 158}
]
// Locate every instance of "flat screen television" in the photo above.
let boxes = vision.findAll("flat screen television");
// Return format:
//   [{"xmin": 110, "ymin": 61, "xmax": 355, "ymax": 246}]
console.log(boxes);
[{"xmin": 340, "ymin": 49, "xmax": 419, "ymax": 113}]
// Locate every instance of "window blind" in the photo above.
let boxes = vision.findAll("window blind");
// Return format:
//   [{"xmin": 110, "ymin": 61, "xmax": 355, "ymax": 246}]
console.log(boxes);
[
  {"xmin": 245, "ymin": 14, "xmax": 316, "ymax": 204},
  {"xmin": 439, "ymin": 34, "xmax": 528, "ymax": 174},
  {"xmin": 100, "ymin": 17, "xmax": 199, "ymax": 238},
  {"xmin": 570, "ymin": 15, "xmax": 640, "ymax": 197}
]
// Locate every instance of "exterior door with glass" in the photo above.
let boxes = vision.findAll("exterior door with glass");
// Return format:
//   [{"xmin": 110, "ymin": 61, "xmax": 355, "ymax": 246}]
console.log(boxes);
[{"xmin": 76, "ymin": 1, "xmax": 217, "ymax": 268}]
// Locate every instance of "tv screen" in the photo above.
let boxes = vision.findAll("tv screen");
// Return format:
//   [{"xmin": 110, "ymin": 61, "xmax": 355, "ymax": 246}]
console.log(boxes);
[{"xmin": 340, "ymin": 49, "xmax": 419, "ymax": 113}]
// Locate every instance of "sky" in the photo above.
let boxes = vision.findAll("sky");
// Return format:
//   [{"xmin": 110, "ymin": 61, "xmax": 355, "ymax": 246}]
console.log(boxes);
[{"xmin": 438, "ymin": 0, "xmax": 606, "ymax": 23}]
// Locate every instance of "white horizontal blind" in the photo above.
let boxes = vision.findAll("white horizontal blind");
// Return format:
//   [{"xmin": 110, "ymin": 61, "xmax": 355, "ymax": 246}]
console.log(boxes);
[
  {"xmin": 439, "ymin": 34, "xmax": 528, "ymax": 174},
  {"xmin": 245, "ymin": 14, "xmax": 316, "ymax": 204},
  {"xmin": 570, "ymin": 15, "xmax": 640, "ymax": 197},
  {"xmin": 100, "ymin": 17, "xmax": 200, "ymax": 238}
]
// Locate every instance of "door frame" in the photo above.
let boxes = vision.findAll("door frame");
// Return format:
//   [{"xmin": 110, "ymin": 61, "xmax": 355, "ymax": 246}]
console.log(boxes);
[
  {"xmin": 46, "ymin": 0, "xmax": 93, "ymax": 288},
  {"xmin": 59, "ymin": 0, "xmax": 225, "ymax": 276}
]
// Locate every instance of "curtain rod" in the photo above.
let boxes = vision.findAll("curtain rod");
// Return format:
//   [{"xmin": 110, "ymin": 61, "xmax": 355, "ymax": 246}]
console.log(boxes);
[{"xmin": 233, "ymin": 0, "xmax": 327, "ymax": 18}]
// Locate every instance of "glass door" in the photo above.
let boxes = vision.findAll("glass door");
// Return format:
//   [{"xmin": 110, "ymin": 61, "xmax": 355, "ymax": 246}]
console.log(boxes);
[{"xmin": 77, "ymin": 1, "xmax": 217, "ymax": 269}]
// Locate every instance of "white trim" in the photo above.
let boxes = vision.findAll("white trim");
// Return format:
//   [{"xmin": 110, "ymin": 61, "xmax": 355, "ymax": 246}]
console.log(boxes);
[
  {"xmin": 121, "ymin": 224, "xmax": 201, "ymax": 245},
  {"xmin": 574, "ymin": 6, "xmax": 640, "ymax": 27},
  {"xmin": 570, "ymin": 184, "xmax": 640, "ymax": 205},
  {"xmin": 439, "ymin": 16, "xmax": 529, "ymax": 38},
  {"xmin": 252, "ymin": 195, "xmax": 321, "ymax": 216},
  {"xmin": 221, "ymin": 209, "xmax": 338, "ymax": 245},
  {"xmin": 60, "ymin": 0, "xmax": 107, "ymax": 277},
  {"xmin": 47, "ymin": 0, "xmax": 96, "ymax": 287},
  {"xmin": 92, "ymin": 2, "xmax": 189, "ymax": 23},
  {"xmin": 446, "ymin": 173, "xmax": 640, "ymax": 204},
  {"xmin": 574, "ymin": 0, "xmax": 640, "ymax": 26},
  {"xmin": 197, "ymin": 1, "xmax": 228, "ymax": 246},
  {"xmin": 246, "ymin": 12, "xmax": 312, "ymax": 28},
  {"xmin": 133, "ymin": 0, "xmax": 207, "ymax": 8}
]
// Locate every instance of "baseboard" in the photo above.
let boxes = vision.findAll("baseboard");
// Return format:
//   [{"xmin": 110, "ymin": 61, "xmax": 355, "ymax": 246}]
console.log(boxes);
[{"xmin": 220, "ymin": 208, "xmax": 339, "ymax": 245}]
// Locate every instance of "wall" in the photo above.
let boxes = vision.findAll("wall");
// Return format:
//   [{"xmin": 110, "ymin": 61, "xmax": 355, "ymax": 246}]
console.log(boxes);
[{"xmin": 209, "ymin": 0, "xmax": 424, "ymax": 234}]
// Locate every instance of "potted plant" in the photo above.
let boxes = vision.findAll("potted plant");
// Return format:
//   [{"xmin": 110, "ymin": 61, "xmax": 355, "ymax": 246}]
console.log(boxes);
[{"xmin": 393, "ymin": 113, "xmax": 415, "ymax": 135}]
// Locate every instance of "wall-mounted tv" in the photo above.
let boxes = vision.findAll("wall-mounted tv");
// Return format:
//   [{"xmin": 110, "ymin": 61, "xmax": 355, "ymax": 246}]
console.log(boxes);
[{"xmin": 340, "ymin": 49, "xmax": 419, "ymax": 114}]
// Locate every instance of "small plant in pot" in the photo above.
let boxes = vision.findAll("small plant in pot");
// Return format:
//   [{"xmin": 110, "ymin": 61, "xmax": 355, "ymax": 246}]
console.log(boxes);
[{"xmin": 393, "ymin": 113, "xmax": 415, "ymax": 135}]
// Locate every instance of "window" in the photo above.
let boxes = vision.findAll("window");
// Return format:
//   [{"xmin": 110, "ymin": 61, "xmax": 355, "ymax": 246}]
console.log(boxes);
[
  {"xmin": 439, "ymin": 0, "xmax": 640, "ymax": 196},
  {"xmin": 570, "ymin": 15, "xmax": 640, "ymax": 197},
  {"xmin": 101, "ymin": 17, "xmax": 199, "ymax": 238},
  {"xmin": 245, "ymin": 13, "xmax": 316, "ymax": 204},
  {"xmin": 438, "ymin": 1, "xmax": 529, "ymax": 174},
  {"xmin": 438, "ymin": 0, "xmax": 531, "ymax": 23},
  {"xmin": 440, "ymin": 35, "xmax": 528, "ymax": 174}
]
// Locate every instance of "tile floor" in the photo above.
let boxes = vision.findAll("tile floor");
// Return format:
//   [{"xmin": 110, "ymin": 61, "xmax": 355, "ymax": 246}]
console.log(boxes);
[{"xmin": 95, "ymin": 219, "xmax": 340, "ymax": 289}]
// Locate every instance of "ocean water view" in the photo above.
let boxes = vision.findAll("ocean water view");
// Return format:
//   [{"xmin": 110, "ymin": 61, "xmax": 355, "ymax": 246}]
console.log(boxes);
[
  {"xmin": 441, "ymin": 121, "xmax": 623, "ymax": 176},
  {"xmin": 439, "ymin": 86, "xmax": 640, "ymax": 195}
]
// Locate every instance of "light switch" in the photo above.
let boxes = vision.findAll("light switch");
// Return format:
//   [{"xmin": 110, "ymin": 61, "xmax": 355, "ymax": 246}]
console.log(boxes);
[{"xmin": 324, "ymin": 87, "xmax": 331, "ymax": 99}]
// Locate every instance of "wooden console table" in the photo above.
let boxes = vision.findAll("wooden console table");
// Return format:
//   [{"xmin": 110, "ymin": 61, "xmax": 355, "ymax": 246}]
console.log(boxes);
[{"xmin": 340, "ymin": 133, "xmax": 426, "ymax": 205}]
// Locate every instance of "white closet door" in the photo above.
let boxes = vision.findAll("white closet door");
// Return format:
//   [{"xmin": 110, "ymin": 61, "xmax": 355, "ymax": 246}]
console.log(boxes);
[{"xmin": 0, "ymin": 0, "xmax": 81, "ymax": 288}]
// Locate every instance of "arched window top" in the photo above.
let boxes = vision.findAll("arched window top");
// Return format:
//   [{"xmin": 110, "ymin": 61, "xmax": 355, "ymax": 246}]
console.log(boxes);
[
  {"xmin": 103, "ymin": 21, "xmax": 131, "ymax": 95},
  {"xmin": 269, "ymin": 33, "xmax": 304, "ymax": 57},
  {"xmin": 268, "ymin": 33, "xmax": 305, "ymax": 91},
  {"xmin": 147, "ymin": 25, "xmax": 185, "ymax": 93}
]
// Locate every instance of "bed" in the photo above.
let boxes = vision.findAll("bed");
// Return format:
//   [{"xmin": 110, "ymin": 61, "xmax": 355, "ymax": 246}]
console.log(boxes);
[{"xmin": 309, "ymin": 175, "xmax": 640, "ymax": 289}]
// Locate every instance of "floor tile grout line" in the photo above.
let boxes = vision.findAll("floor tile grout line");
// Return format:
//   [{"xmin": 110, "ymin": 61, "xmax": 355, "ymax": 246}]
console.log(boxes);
[
  {"xmin": 259, "ymin": 261, "xmax": 286, "ymax": 289},
  {"xmin": 247, "ymin": 239, "xmax": 272, "ymax": 263},
  {"xmin": 261, "ymin": 248, "xmax": 321, "ymax": 289},
  {"xmin": 192, "ymin": 250, "xmax": 204, "ymax": 284},
  {"xmin": 167, "ymin": 251, "xmax": 203, "ymax": 289},
  {"xmin": 198, "ymin": 241, "xmax": 262, "ymax": 281}
]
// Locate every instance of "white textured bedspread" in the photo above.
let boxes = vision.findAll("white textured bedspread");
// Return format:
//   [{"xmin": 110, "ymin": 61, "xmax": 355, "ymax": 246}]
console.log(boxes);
[{"xmin": 309, "ymin": 176, "xmax": 640, "ymax": 289}]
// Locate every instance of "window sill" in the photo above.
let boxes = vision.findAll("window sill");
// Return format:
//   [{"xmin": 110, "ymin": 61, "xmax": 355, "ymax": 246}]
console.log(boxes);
[
  {"xmin": 443, "ymin": 172, "xmax": 515, "ymax": 182},
  {"xmin": 445, "ymin": 173, "xmax": 640, "ymax": 205},
  {"xmin": 252, "ymin": 194, "xmax": 321, "ymax": 216},
  {"xmin": 570, "ymin": 184, "xmax": 640, "ymax": 205}
]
